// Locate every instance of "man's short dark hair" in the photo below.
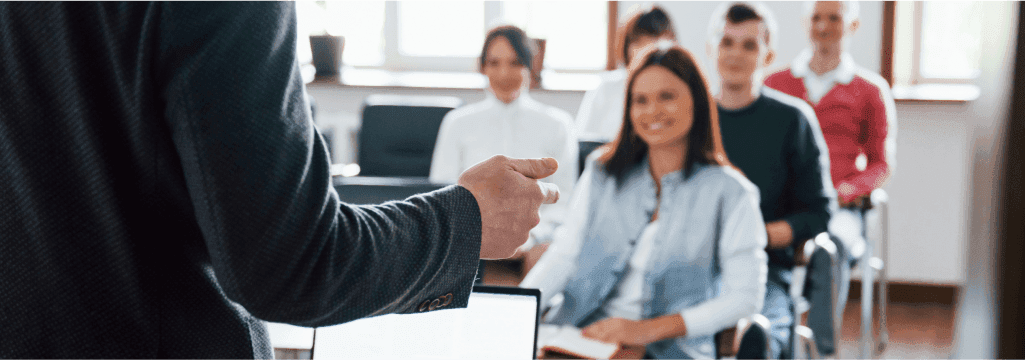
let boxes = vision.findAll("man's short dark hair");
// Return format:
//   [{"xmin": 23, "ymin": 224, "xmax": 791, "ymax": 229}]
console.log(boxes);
[
  {"xmin": 708, "ymin": 2, "xmax": 778, "ymax": 50},
  {"xmin": 479, "ymin": 25, "xmax": 535, "ymax": 73},
  {"xmin": 727, "ymin": 3, "xmax": 763, "ymax": 25}
]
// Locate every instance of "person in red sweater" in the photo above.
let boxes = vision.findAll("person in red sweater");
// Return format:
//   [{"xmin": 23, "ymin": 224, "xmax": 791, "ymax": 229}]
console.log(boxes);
[
  {"xmin": 764, "ymin": 0, "xmax": 897, "ymax": 356},
  {"xmin": 765, "ymin": 1, "xmax": 896, "ymax": 253}
]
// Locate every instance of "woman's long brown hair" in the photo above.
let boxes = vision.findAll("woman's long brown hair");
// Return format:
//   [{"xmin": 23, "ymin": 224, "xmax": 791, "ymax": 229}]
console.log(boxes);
[{"xmin": 598, "ymin": 42, "xmax": 731, "ymax": 185}]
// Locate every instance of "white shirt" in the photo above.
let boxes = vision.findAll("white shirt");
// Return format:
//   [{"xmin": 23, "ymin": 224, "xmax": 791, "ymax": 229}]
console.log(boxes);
[
  {"xmin": 575, "ymin": 69, "xmax": 627, "ymax": 141},
  {"xmin": 521, "ymin": 166, "xmax": 767, "ymax": 338},
  {"xmin": 601, "ymin": 220, "xmax": 660, "ymax": 321},
  {"xmin": 790, "ymin": 49, "xmax": 857, "ymax": 104},
  {"xmin": 429, "ymin": 92, "xmax": 578, "ymax": 244}
]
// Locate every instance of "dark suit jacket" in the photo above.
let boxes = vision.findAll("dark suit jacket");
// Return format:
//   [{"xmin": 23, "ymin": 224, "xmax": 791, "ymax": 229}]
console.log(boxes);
[{"xmin": 0, "ymin": 2, "xmax": 481, "ymax": 358}]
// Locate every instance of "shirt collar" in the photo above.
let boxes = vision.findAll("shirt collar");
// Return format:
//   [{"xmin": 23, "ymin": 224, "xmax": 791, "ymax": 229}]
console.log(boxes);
[
  {"xmin": 791, "ymin": 48, "xmax": 856, "ymax": 84},
  {"xmin": 484, "ymin": 90, "xmax": 531, "ymax": 109},
  {"xmin": 630, "ymin": 155, "xmax": 704, "ymax": 188}
]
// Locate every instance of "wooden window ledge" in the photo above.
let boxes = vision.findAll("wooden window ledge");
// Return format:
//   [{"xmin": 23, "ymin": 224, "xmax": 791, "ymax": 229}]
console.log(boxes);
[
  {"xmin": 305, "ymin": 66, "xmax": 600, "ymax": 93},
  {"xmin": 892, "ymin": 83, "xmax": 980, "ymax": 103}
]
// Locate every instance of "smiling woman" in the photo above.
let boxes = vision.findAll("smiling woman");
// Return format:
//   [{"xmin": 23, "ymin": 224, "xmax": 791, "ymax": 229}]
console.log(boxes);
[
  {"xmin": 478, "ymin": 26, "xmax": 535, "ymax": 104},
  {"xmin": 629, "ymin": 66, "xmax": 694, "ymax": 155},
  {"xmin": 429, "ymin": 24, "xmax": 579, "ymax": 260},
  {"xmin": 600, "ymin": 40, "xmax": 729, "ymax": 185},
  {"xmin": 521, "ymin": 42, "xmax": 768, "ymax": 359}
]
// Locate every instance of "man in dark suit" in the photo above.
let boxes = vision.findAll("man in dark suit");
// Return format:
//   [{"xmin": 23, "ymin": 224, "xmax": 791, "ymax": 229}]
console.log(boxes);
[{"xmin": 0, "ymin": 2, "xmax": 559, "ymax": 358}]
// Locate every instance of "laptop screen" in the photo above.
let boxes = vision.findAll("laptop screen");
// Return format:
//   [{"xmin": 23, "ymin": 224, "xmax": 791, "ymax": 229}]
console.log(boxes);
[{"xmin": 313, "ymin": 286, "xmax": 540, "ymax": 360}]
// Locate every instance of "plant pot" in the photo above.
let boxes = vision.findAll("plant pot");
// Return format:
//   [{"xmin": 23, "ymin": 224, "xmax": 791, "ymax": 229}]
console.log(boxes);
[{"xmin": 310, "ymin": 35, "xmax": 345, "ymax": 77}]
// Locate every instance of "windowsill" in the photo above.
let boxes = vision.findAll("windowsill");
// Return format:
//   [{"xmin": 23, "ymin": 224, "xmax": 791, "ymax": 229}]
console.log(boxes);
[
  {"xmin": 891, "ymin": 83, "xmax": 980, "ymax": 103},
  {"xmin": 306, "ymin": 66, "xmax": 601, "ymax": 93}
]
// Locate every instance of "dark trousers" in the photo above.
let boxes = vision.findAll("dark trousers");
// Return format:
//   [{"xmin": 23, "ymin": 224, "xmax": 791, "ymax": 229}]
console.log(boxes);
[{"xmin": 804, "ymin": 235, "xmax": 853, "ymax": 356}]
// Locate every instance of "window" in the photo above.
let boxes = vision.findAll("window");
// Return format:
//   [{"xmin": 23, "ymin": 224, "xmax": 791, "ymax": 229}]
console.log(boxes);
[
  {"xmin": 916, "ymin": 2, "xmax": 981, "ymax": 81},
  {"xmin": 882, "ymin": 1, "xmax": 1014, "ymax": 101},
  {"xmin": 891, "ymin": 1, "xmax": 983, "ymax": 86},
  {"xmin": 502, "ymin": 2, "xmax": 608, "ymax": 71},
  {"xmin": 296, "ymin": 1, "xmax": 609, "ymax": 73}
]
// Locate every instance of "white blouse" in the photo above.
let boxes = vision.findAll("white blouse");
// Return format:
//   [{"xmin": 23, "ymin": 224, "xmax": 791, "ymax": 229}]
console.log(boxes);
[
  {"xmin": 429, "ymin": 92, "xmax": 578, "ymax": 244},
  {"xmin": 601, "ymin": 219, "xmax": 661, "ymax": 321}
]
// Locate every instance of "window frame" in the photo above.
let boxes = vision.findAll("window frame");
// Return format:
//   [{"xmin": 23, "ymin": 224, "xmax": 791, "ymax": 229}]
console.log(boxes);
[
  {"xmin": 881, "ymin": 1, "xmax": 982, "ymax": 102},
  {"xmin": 885, "ymin": 1, "xmax": 980, "ymax": 87},
  {"xmin": 346, "ymin": 1, "xmax": 612, "ymax": 73},
  {"xmin": 908, "ymin": 1, "xmax": 978, "ymax": 85}
]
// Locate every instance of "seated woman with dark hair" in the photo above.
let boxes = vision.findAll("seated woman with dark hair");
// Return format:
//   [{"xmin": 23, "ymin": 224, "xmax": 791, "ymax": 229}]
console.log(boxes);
[
  {"xmin": 521, "ymin": 41, "xmax": 768, "ymax": 359},
  {"xmin": 431, "ymin": 24, "xmax": 577, "ymax": 253}
]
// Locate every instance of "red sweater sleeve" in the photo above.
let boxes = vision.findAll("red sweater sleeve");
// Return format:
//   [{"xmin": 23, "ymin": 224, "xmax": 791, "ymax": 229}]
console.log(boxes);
[{"xmin": 841, "ymin": 83, "xmax": 891, "ymax": 201}]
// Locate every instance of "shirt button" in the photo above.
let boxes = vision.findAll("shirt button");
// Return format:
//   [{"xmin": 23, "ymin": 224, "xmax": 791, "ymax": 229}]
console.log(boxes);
[
  {"xmin": 418, "ymin": 300, "xmax": 430, "ymax": 312},
  {"xmin": 429, "ymin": 299, "xmax": 441, "ymax": 311}
]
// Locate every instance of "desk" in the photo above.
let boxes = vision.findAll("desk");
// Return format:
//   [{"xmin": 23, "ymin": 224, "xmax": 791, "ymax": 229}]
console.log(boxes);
[{"xmin": 540, "ymin": 346, "xmax": 646, "ymax": 360}]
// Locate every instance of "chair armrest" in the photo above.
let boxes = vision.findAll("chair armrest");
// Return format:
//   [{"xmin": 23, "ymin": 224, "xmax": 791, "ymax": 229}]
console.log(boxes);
[
  {"xmin": 794, "ymin": 233, "xmax": 834, "ymax": 267},
  {"xmin": 848, "ymin": 188, "xmax": 890, "ymax": 211},
  {"xmin": 793, "ymin": 237, "xmax": 815, "ymax": 267}
]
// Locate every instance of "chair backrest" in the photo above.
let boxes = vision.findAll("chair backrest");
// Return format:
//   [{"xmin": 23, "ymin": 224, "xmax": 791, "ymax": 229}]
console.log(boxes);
[
  {"xmin": 577, "ymin": 139, "xmax": 607, "ymax": 177},
  {"xmin": 357, "ymin": 94, "xmax": 463, "ymax": 177},
  {"xmin": 333, "ymin": 176, "xmax": 449, "ymax": 205}
]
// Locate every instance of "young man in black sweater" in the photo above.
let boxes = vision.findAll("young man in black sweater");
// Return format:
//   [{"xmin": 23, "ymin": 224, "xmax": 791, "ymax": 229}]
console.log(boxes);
[{"xmin": 708, "ymin": 2, "xmax": 838, "ymax": 358}]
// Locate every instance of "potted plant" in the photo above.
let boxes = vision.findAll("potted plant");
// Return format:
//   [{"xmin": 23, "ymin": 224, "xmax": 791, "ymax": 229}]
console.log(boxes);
[{"xmin": 308, "ymin": 2, "xmax": 344, "ymax": 77}]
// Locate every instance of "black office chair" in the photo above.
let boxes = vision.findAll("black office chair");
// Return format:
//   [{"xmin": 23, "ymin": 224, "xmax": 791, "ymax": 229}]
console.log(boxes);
[
  {"xmin": 332, "ymin": 175, "xmax": 449, "ymax": 205},
  {"xmin": 356, "ymin": 94, "xmax": 463, "ymax": 177}
]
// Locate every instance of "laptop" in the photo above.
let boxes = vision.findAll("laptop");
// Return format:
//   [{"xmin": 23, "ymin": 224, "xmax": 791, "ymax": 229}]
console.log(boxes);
[{"xmin": 312, "ymin": 286, "xmax": 541, "ymax": 360}]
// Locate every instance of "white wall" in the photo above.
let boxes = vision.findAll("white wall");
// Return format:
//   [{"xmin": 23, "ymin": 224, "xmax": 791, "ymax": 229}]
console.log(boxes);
[{"xmin": 307, "ymin": 1, "xmax": 1017, "ymax": 286}]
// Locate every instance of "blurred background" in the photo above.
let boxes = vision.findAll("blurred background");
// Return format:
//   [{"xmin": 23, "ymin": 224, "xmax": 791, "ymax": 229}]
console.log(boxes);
[{"xmin": 269, "ymin": 2, "xmax": 1022, "ymax": 359}]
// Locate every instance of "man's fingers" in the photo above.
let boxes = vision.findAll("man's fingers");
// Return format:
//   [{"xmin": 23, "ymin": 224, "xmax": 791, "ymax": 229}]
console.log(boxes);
[
  {"xmin": 537, "ymin": 181, "xmax": 560, "ymax": 204},
  {"xmin": 507, "ymin": 157, "xmax": 558, "ymax": 179}
]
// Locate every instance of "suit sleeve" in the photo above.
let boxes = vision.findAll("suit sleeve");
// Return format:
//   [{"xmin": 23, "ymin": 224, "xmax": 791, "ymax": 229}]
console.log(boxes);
[{"xmin": 153, "ymin": 2, "xmax": 480, "ymax": 327}]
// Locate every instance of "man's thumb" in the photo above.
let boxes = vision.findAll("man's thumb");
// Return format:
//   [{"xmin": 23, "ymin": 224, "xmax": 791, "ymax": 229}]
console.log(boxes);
[{"xmin": 508, "ymin": 157, "xmax": 558, "ymax": 179}]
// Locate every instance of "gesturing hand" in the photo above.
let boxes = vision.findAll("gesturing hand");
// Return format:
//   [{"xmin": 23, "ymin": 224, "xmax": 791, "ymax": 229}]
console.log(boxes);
[
  {"xmin": 581, "ymin": 318, "xmax": 653, "ymax": 346},
  {"xmin": 458, "ymin": 155, "xmax": 560, "ymax": 259}
]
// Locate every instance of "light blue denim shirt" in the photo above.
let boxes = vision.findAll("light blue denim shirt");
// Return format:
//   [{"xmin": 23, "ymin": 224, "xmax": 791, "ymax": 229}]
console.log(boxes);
[{"xmin": 522, "ymin": 153, "xmax": 768, "ymax": 359}]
